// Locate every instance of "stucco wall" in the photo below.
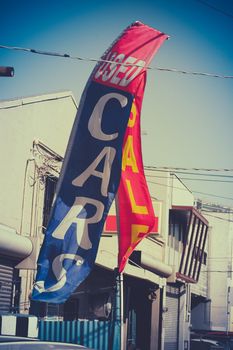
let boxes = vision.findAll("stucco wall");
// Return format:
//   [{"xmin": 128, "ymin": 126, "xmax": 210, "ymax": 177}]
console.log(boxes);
[
  {"xmin": 0, "ymin": 92, "xmax": 77, "ymax": 312},
  {"xmin": 0, "ymin": 92, "xmax": 77, "ymax": 233}
]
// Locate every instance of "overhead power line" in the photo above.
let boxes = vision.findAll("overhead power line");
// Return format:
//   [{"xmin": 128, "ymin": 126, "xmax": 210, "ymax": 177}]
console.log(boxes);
[
  {"xmin": 145, "ymin": 166, "xmax": 233, "ymax": 172},
  {"xmin": 207, "ymin": 257, "xmax": 233, "ymax": 260},
  {"xmin": 200, "ymin": 204, "xmax": 233, "ymax": 213},
  {"xmin": 145, "ymin": 168, "xmax": 233, "ymax": 178},
  {"xmin": 195, "ymin": 0, "xmax": 233, "ymax": 20},
  {"xmin": 147, "ymin": 174, "xmax": 233, "ymax": 184},
  {"xmin": 201, "ymin": 270, "xmax": 233, "ymax": 273},
  {"xmin": 193, "ymin": 191, "xmax": 233, "ymax": 201},
  {"xmin": 0, "ymin": 44, "xmax": 233, "ymax": 79},
  {"xmin": 147, "ymin": 180, "xmax": 233, "ymax": 203},
  {"xmin": 175, "ymin": 177, "xmax": 233, "ymax": 183},
  {"xmin": 201, "ymin": 212, "xmax": 233, "ymax": 222}
]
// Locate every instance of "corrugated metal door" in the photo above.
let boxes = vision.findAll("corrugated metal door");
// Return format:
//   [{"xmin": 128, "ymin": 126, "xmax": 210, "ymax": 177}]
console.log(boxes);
[
  {"xmin": 0, "ymin": 262, "xmax": 14, "ymax": 312},
  {"xmin": 164, "ymin": 286, "xmax": 179, "ymax": 350}
]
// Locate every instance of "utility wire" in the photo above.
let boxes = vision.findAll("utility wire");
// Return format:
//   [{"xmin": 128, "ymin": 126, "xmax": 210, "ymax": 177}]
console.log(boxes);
[
  {"xmin": 0, "ymin": 44, "xmax": 233, "ymax": 79},
  {"xmin": 201, "ymin": 270, "xmax": 233, "ymax": 273},
  {"xmin": 148, "ymin": 180, "xmax": 233, "ymax": 204},
  {"xmin": 171, "ymin": 177, "xmax": 233, "ymax": 183},
  {"xmin": 201, "ymin": 203, "xmax": 233, "ymax": 211},
  {"xmin": 193, "ymin": 191, "xmax": 233, "ymax": 201},
  {"xmin": 147, "ymin": 174, "xmax": 233, "ymax": 184},
  {"xmin": 145, "ymin": 166, "xmax": 233, "ymax": 172},
  {"xmin": 207, "ymin": 257, "xmax": 233, "ymax": 260},
  {"xmin": 145, "ymin": 168, "xmax": 233, "ymax": 179},
  {"xmin": 199, "ymin": 212, "xmax": 233, "ymax": 222},
  {"xmin": 195, "ymin": 0, "xmax": 233, "ymax": 20}
]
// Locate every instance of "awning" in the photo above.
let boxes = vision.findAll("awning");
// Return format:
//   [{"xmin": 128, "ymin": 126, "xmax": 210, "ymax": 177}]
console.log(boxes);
[
  {"xmin": 0, "ymin": 224, "xmax": 33, "ymax": 261},
  {"xmin": 96, "ymin": 247, "xmax": 166, "ymax": 287},
  {"xmin": 130, "ymin": 250, "xmax": 173, "ymax": 278}
]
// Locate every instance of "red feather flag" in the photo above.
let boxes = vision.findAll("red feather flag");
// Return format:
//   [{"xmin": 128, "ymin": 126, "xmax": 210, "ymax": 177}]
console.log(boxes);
[{"xmin": 117, "ymin": 22, "xmax": 168, "ymax": 273}]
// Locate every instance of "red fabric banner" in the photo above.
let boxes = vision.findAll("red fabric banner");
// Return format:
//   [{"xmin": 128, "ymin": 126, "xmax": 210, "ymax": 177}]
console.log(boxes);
[{"xmin": 117, "ymin": 23, "xmax": 168, "ymax": 273}]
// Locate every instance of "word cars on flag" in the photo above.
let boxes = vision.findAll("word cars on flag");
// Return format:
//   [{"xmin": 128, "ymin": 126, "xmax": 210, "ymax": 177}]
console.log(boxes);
[{"xmin": 32, "ymin": 21, "xmax": 168, "ymax": 303}]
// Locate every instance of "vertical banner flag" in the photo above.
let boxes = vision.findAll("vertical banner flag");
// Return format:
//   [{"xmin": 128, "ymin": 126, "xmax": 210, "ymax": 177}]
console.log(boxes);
[
  {"xmin": 32, "ymin": 21, "xmax": 168, "ymax": 303},
  {"xmin": 117, "ymin": 26, "xmax": 168, "ymax": 273}
]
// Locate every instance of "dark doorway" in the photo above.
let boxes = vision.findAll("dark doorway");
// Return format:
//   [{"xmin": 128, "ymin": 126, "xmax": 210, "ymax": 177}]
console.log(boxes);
[
  {"xmin": 125, "ymin": 277, "xmax": 155, "ymax": 350},
  {"xmin": 63, "ymin": 298, "xmax": 79, "ymax": 320}
]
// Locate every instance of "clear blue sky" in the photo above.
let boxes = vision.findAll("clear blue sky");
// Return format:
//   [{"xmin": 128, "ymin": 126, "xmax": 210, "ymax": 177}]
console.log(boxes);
[{"xmin": 1, "ymin": 0, "xmax": 233, "ymax": 206}]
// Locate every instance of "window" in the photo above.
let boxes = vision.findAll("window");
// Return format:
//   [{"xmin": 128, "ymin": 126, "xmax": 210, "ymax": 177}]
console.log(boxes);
[
  {"xmin": 194, "ymin": 247, "xmax": 207, "ymax": 265},
  {"xmin": 42, "ymin": 175, "xmax": 58, "ymax": 233},
  {"xmin": 169, "ymin": 210, "xmax": 190, "ymax": 251}
]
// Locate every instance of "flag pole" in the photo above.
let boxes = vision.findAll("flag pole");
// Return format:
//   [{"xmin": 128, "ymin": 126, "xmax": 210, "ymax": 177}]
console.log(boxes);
[
  {"xmin": 119, "ymin": 271, "xmax": 124, "ymax": 350},
  {"xmin": 115, "ymin": 194, "xmax": 124, "ymax": 350}
]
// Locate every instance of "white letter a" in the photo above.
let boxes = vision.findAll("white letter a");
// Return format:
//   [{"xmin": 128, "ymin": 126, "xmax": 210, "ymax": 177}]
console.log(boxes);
[{"xmin": 72, "ymin": 146, "xmax": 116, "ymax": 197}]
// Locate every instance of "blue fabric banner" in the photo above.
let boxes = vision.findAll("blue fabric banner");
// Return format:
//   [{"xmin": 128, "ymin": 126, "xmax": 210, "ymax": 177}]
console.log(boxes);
[{"xmin": 32, "ymin": 81, "xmax": 133, "ymax": 303}]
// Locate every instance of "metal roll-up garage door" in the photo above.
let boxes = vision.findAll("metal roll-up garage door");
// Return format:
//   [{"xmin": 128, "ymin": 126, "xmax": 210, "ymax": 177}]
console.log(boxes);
[
  {"xmin": 0, "ymin": 261, "xmax": 14, "ymax": 312},
  {"xmin": 164, "ymin": 285, "xmax": 180, "ymax": 350}
]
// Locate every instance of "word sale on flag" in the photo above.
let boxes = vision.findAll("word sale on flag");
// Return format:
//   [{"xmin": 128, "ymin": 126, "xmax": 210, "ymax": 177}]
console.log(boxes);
[{"xmin": 32, "ymin": 21, "xmax": 168, "ymax": 303}]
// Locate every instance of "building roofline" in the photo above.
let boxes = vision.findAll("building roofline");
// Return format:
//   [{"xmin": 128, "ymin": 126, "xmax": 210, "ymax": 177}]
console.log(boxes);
[{"xmin": 0, "ymin": 90, "xmax": 78, "ymax": 110}]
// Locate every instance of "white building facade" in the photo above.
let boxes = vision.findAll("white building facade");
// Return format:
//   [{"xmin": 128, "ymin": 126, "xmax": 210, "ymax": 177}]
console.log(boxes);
[{"xmin": 191, "ymin": 203, "xmax": 233, "ymax": 337}]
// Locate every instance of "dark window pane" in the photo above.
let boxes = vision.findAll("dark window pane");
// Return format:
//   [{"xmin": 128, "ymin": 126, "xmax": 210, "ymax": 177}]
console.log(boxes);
[{"xmin": 42, "ymin": 176, "xmax": 58, "ymax": 233}]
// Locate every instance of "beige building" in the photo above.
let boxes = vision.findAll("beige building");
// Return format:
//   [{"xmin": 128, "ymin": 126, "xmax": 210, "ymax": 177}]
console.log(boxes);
[
  {"xmin": 0, "ymin": 92, "xmax": 170, "ymax": 349},
  {"xmin": 0, "ymin": 91, "xmax": 77, "ymax": 313},
  {"xmin": 0, "ymin": 92, "xmax": 211, "ymax": 349}
]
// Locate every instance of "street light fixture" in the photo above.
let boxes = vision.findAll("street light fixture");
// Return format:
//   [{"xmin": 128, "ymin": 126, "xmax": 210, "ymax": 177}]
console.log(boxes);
[{"xmin": 0, "ymin": 66, "xmax": 14, "ymax": 77}]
